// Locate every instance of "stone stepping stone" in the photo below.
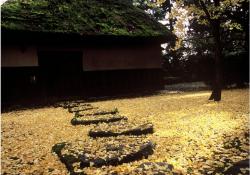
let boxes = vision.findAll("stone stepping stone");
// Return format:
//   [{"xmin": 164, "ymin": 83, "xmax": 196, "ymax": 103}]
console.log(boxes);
[
  {"xmin": 76, "ymin": 108, "xmax": 118, "ymax": 117},
  {"xmin": 66, "ymin": 103, "xmax": 91, "ymax": 109},
  {"xmin": 89, "ymin": 120, "xmax": 154, "ymax": 138},
  {"xmin": 54, "ymin": 101, "xmax": 69, "ymax": 108},
  {"xmin": 54, "ymin": 101, "xmax": 89, "ymax": 109},
  {"xmin": 71, "ymin": 115, "xmax": 127, "ymax": 125},
  {"xmin": 52, "ymin": 136, "xmax": 155, "ymax": 174},
  {"xmin": 72, "ymin": 100, "xmax": 86, "ymax": 104},
  {"xmin": 131, "ymin": 162, "xmax": 175, "ymax": 175},
  {"xmin": 68, "ymin": 106, "xmax": 97, "ymax": 113},
  {"xmin": 223, "ymin": 159, "xmax": 249, "ymax": 175}
]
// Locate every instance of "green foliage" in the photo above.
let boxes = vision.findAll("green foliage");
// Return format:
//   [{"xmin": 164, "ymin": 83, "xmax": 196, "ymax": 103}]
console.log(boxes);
[
  {"xmin": 1, "ymin": 0, "xmax": 173, "ymax": 37},
  {"xmin": 184, "ymin": 0, "xmax": 248, "ymax": 56},
  {"xmin": 185, "ymin": 0, "xmax": 248, "ymax": 31}
]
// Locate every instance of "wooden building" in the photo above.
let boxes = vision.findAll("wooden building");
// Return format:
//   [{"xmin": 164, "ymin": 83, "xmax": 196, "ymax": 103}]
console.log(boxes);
[{"xmin": 1, "ymin": 0, "xmax": 175, "ymax": 104}]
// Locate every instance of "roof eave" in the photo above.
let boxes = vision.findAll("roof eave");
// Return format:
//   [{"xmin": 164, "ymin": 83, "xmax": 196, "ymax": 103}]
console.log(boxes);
[{"xmin": 2, "ymin": 29, "xmax": 175, "ymax": 45}]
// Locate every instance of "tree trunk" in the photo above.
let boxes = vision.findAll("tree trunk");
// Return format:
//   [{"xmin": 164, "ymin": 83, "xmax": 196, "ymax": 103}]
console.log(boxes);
[
  {"xmin": 209, "ymin": 32, "xmax": 222, "ymax": 101},
  {"xmin": 209, "ymin": 3, "xmax": 222, "ymax": 101},
  {"xmin": 197, "ymin": 0, "xmax": 222, "ymax": 101}
]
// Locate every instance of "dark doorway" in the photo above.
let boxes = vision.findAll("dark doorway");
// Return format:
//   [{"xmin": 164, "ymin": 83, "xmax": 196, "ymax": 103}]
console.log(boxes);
[{"xmin": 38, "ymin": 51, "xmax": 83, "ymax": 98}]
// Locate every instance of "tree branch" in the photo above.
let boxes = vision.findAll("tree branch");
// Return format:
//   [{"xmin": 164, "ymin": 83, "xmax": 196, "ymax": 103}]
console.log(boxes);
[{"xmin": 197, "ymin": 0, "xmax": 213, "ymax": 24}]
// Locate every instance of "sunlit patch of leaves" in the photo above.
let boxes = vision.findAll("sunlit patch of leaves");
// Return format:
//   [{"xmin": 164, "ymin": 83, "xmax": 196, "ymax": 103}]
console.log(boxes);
[{"xmin": 1, "ymin": 89, "xmax": 249, "ymax": 174}]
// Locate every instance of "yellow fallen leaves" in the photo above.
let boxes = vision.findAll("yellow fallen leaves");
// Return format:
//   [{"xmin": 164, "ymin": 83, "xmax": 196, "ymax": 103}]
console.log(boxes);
[{"xmin": 1, "ymin": 89, "xmax": 249, "ymax": 174}]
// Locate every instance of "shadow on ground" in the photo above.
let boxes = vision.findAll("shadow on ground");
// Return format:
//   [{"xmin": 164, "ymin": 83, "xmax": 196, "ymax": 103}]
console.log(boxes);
[{"xmin": 2, "ymin": 81, "xmax": 248, "ymax": 113}]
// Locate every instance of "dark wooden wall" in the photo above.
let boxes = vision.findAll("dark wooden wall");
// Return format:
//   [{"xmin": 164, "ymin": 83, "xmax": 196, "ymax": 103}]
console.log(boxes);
[
  {"xmin": 2, "ymin": 33, "xmax": 166, "ymax": 106},
  {"xmin": 83, "ymin": 44, "xmax": 162, "ymax": 71},
  {"xmin": 2, "ymin": 67, "xmax": 164, "ymax": 106}
]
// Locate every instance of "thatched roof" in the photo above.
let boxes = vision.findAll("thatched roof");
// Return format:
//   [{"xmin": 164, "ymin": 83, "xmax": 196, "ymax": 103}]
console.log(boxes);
[{"xmin": 1, "ymin": 0, "xmax": 174, "ymax": 40}]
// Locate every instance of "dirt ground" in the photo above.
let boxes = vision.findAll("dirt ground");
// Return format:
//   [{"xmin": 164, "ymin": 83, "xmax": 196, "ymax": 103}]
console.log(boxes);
[{"xmin": 1, "ymin": 89, "xmax": 249, "ymax": 175}]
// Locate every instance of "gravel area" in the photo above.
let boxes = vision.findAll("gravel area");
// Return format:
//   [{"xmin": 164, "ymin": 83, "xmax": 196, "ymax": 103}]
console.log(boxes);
[{"xmin": 1, "ymin": 89, "xmax": 249, "ymax": 174}]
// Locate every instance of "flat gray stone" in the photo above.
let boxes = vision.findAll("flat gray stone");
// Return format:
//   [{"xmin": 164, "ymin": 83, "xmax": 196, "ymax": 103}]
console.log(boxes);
[
  {"xmin": 223, "ymin": 159, "xmax": 249, "ymax": 175},
  {"xmin": 71, "ymin": 115, "xmax": 127, "ymax": 125},
  {"xmin": 76, "ymin": 108, "xmax": 118, "ymax": 116},
  {"xmin": 68, "ymin": 106, "xmax": 97, "ymax": 113},
  {"xmin": 54, "ymin": 101, "xmax": 89, "ymax": 109},
  {"xmin": 89, "ymin": 121, "xmax": 154, "ymax": 138},
  {"xmin": 52, "ymin": 137, "xmax": 155, "ymax": 174}
]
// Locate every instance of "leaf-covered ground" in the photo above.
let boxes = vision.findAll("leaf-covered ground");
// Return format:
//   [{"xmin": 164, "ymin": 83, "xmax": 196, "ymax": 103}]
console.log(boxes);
[{"xmin": 1, "ymin": 89, "xmax": 249, "ymax": 174}]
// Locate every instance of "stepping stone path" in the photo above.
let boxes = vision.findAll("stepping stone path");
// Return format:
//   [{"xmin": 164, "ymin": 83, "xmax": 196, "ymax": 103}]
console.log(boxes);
[
  {"xmin": 72, "ymin": 108, "xmax": 124, "ymax": 125},
  {"xmin": 76, "ymin": 108, "xmax": 118, "ymax": 116},
  {"xmin": 54, "ymin": 100, "xmax": 86, "ymax": 108},
  {"xmin": 52, "ymin": 136, "xmax": 154, "ymax": 174},
  {"xmin": 68, "ymin": 106, "xmax": 98, "ymax": 113},
  {"xmin": 89, "ymin": 120, "xmax": 154, "ymax": 138},
  {"xmin": 53, "ymin": 100, "xmax": 175, "ymax": 175},
  {"xmin": 223, "ymin": 158, "xmax": 249, "ymax": 175},
  {"xmin": 71, "ymin": 115, "xmax": 127, "ymax": 125}
]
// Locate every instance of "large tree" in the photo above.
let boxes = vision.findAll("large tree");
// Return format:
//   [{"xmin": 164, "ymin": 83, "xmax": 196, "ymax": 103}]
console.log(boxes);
[
  {"xmin": 134, "ymin": 0, "xmax": 248, "ymax": 101},
  {"xmin": 184, "ymin": 0, "xmax": 248, "ymax": 101},
  {"xmin": 188, "ymin": 0, "xmax": 223, "ymax": 101}
]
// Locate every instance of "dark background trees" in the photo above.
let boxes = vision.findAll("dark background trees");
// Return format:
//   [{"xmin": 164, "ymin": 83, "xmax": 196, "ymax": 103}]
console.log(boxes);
[{"xmin": 134, "ymin": 0, "xmax": 249, "ymax": 101}]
